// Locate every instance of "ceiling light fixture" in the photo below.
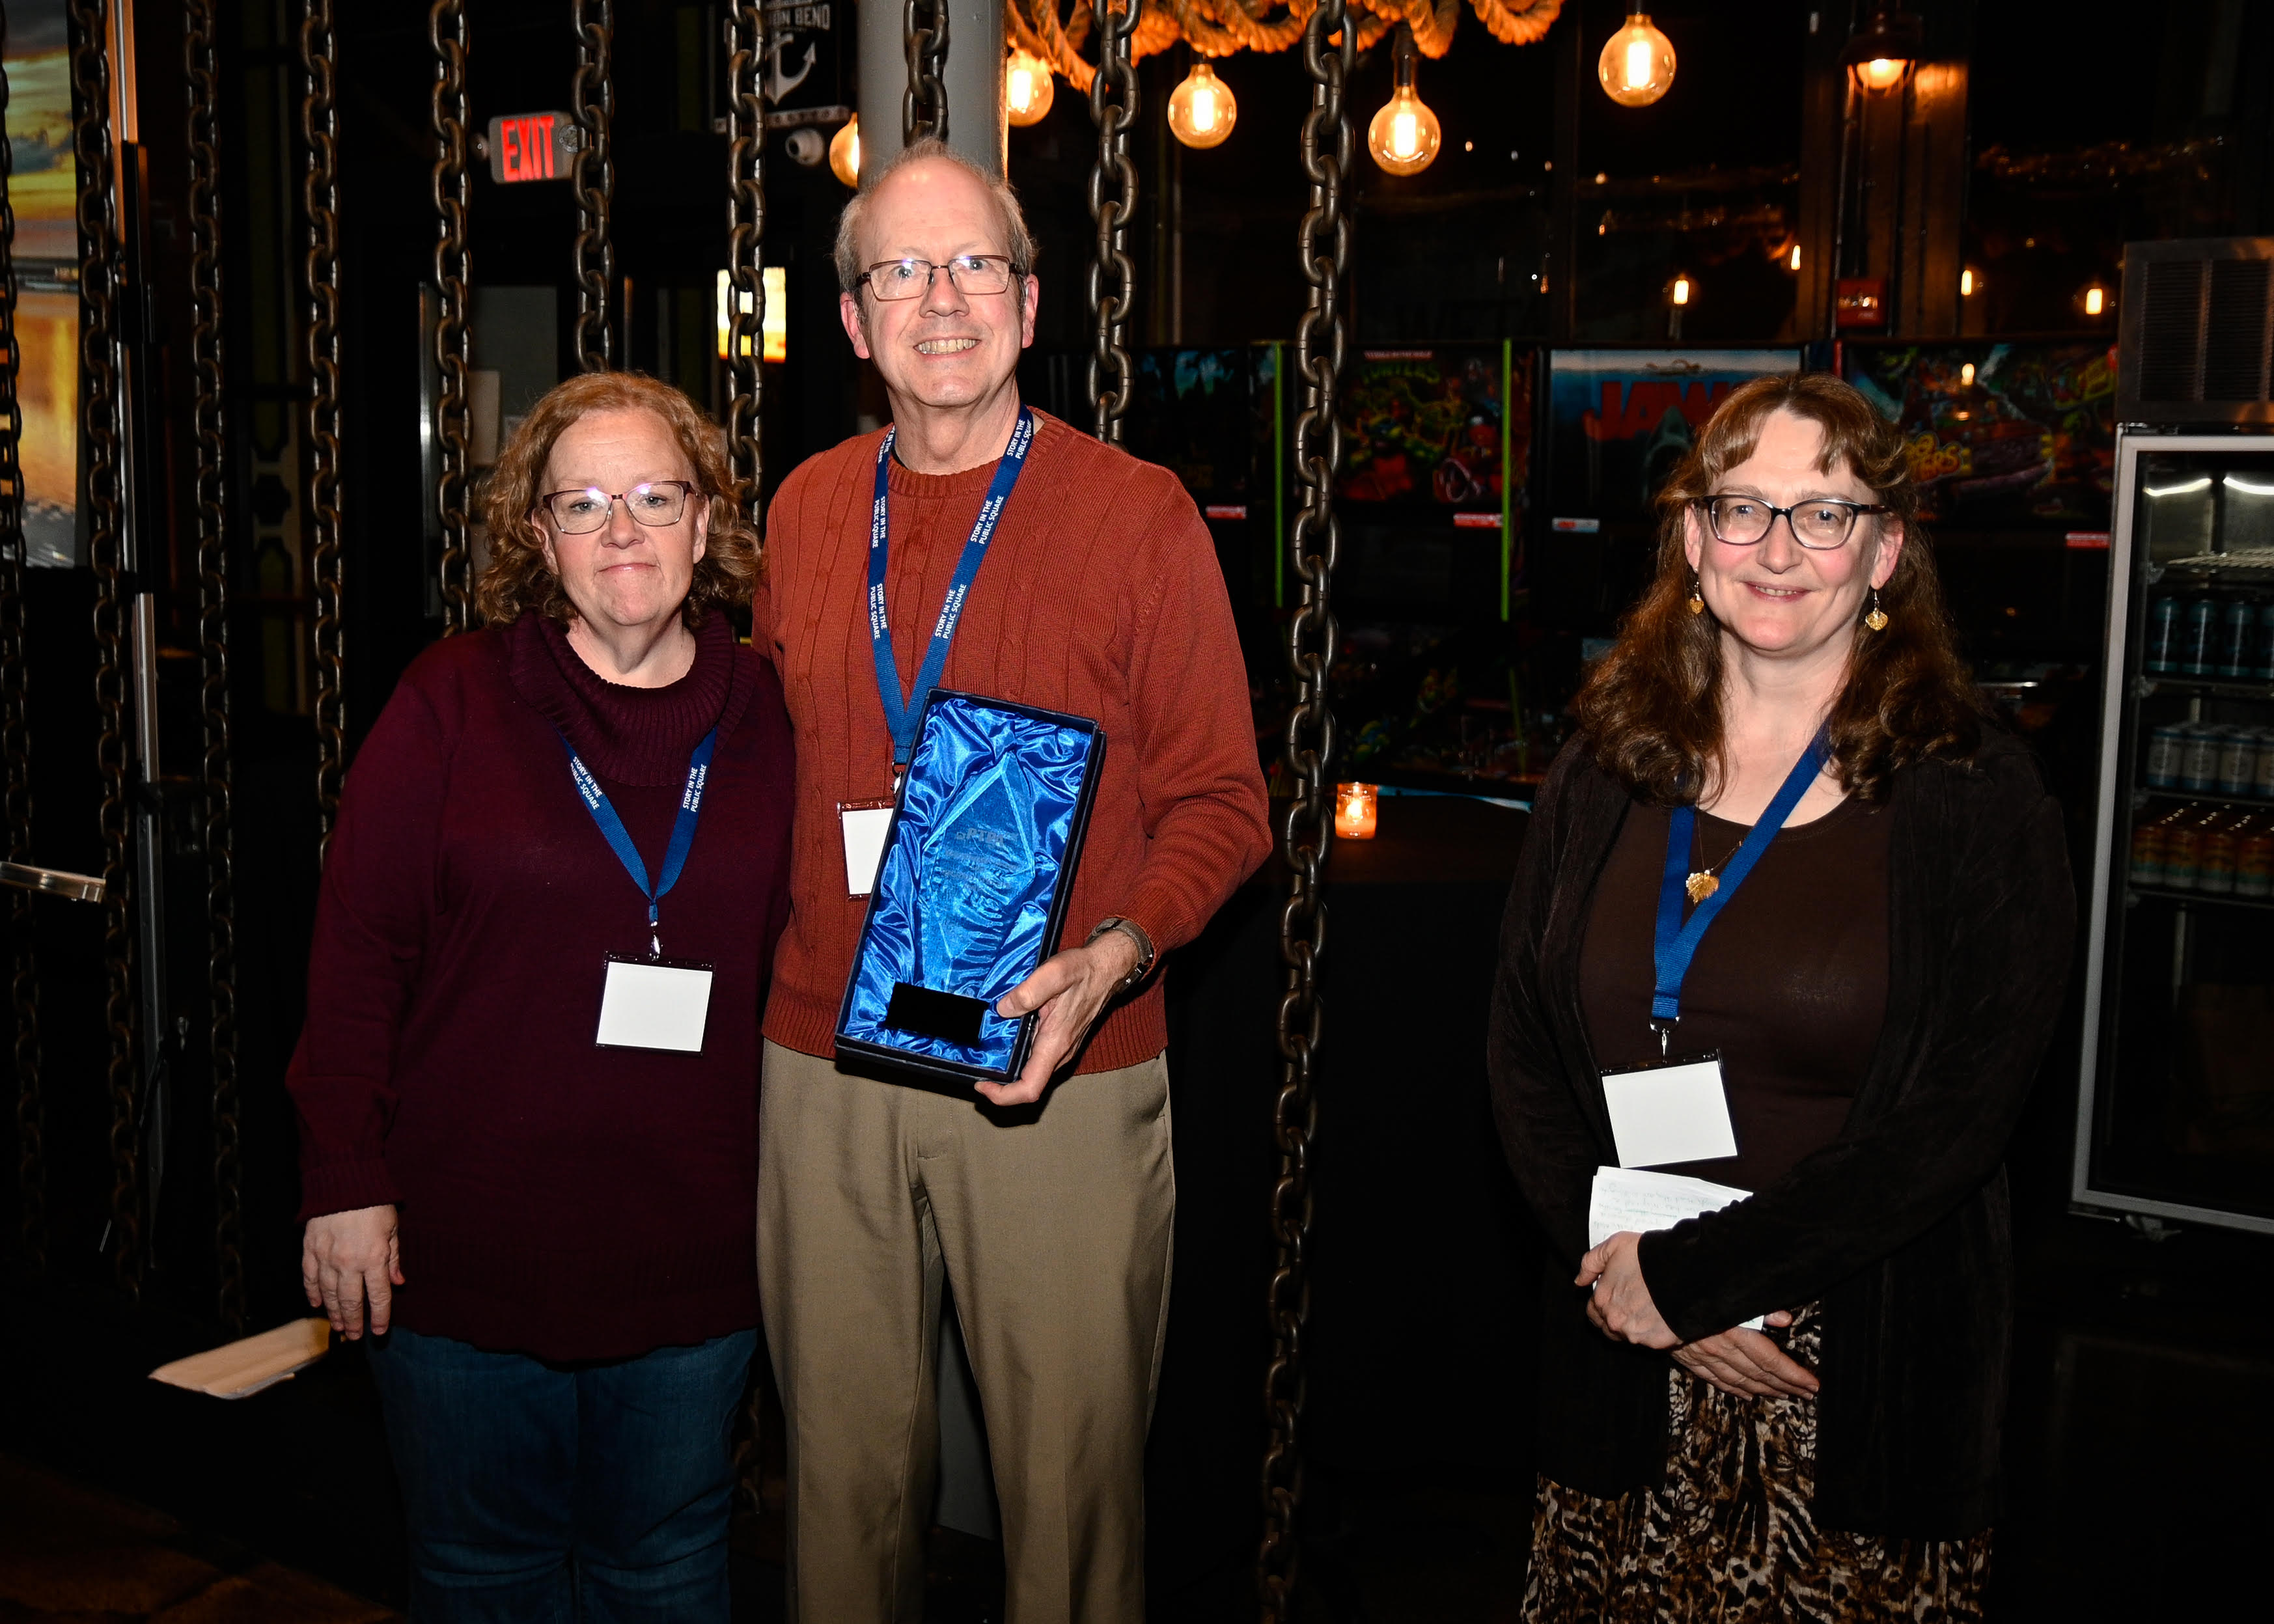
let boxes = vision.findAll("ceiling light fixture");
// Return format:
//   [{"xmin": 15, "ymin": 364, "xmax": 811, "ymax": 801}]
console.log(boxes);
[{"xmin": 1599, "ymin": 12, "xmax": 1675, "ymax": 107}]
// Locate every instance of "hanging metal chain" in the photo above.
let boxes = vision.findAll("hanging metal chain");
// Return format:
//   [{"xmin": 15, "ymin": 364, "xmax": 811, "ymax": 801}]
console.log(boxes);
[
  {"xmin": 902, "ymin": 0, "xmax": 949, "ymax": 144},
  {"xmin": 725, "ymin": 3, "xmax": 764, "ymax": 525},
  {"xmin": 1257, "ymin": 0, "xmax": 1350, "ymax": 1614},
  {"xmin": 70, "ymin": 0, "xmax": 140, "ymax": 1294},
  {"xmin": 431, "ymin": 0, "xmax": 473, "ymax": 633},
  {"xmin": 186, "ymin": 0, "xmax": 242, "ymax": 1332},
  {"xmin": 0, "ymin": 0, "xmax": 46, "ymax": 1273},
  {"xmin": 572, "ymin": 0, "xmax": 615, "ymax": 372},
  {"xmin": 302, "ymin": 0, "xmax": 345, "ymax": 855},
  {"xmin": 1086, "ymin": 0, "xmax": 1139, "ymax": 444}
]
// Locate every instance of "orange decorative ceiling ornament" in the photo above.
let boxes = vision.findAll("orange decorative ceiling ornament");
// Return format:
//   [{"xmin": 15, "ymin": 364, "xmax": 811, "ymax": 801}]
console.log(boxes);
[{"xmin": 1002, "ymin": 0, "xmax": 1562, "ymax": 92}]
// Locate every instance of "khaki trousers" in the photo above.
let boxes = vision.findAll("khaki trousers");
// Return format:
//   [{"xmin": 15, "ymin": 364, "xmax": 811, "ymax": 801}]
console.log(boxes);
[{"xmin": 756, "ymin": 1039, "xmax": 1174, "ymax": 1624}]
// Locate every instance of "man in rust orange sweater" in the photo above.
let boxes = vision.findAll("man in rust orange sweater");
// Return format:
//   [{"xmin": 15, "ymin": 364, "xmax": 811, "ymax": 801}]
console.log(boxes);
[{"xmin": 752, "ymin": 137, "xmax": 1269, "ymax": 1623}]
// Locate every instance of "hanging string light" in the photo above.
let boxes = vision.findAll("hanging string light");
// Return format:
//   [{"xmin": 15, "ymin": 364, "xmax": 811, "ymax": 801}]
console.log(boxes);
[
  {"xmin": 1167, "ymin": 57, "xmax": 1237, "ymax": 148},
  {"xmin": 1598, "ymin": 12, "xmax": 1674, "ymax": 107},
  {"xmin": 1367, "ymin": 25, "xmax": 1440, "ymax": 176},
  {"xmin": 1005, "ymin": 45, "xmax": 1055, "ymax": 124},
  {"xmin": 829, "ymin": 115, "xmax": 859, "ymax": 187},
  {"xmin": 1843, "ymin": 0, "xmax": 1921, "ymax": 93}
]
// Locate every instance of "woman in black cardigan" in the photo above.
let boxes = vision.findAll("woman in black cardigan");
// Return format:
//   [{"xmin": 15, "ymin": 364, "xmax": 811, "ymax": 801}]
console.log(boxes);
[{"xmin": 1490, "ymin": 372, "xmax": 2072, "ymax": 1622}]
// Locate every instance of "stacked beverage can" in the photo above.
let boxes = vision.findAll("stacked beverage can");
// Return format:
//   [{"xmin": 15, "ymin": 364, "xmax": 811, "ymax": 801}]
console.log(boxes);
[
  {"xmin": 2221, "ymin": 598, "xmax": 2255, "ymax": 678},
  {"xmin": 2146, "ymin": 722, "xmax": 2187, "ymax": 789},
  {"xmin": 2145, "ymin": 595, "xmax": 2183, "ymax": 674},
  {"xmin": 2181, "ymin": 724, "xmax": 2225, "ymax": 792},
  {"xmin": 2183, "ymin": 598, "xmax": 2219, "ymax": 676},
  {"xmin": 2219, "ymin": 728, "xmax": 2262, "ymax": 796}
]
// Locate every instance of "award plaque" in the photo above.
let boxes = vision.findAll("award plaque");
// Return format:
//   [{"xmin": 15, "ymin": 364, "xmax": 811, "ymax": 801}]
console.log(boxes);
[{"xmin": 835, "ymin": 689, "xmax": 1106, "ymax": 1087}]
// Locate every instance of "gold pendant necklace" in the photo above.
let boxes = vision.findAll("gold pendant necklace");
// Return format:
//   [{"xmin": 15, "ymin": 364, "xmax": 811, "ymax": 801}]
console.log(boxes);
[{"xmin": 1684, "ymin": 822, "xmax": 1746, "ymax": 903}]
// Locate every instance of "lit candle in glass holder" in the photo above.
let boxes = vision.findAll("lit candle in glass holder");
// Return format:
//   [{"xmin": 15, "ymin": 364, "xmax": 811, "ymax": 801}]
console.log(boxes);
[{"xmin": 1335, "ymin": 782, "xmax": 1379, "ymax": 840}]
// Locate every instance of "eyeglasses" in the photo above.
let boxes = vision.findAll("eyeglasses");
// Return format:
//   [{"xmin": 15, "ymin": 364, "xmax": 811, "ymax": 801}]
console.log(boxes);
[
  {"xmin": 858, "ymin": 255, "xmax": 1020, "ymax": 301},
  {"xmin": 536, "ymin": 481, "xmax": 696, "ymax": 535},
  {"xmin": 1695, "ymin": 493, "xmax": 1891, "ymax": 550}
]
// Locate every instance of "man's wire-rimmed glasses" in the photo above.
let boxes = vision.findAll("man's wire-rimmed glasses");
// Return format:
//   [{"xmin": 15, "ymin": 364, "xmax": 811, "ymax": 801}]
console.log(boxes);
[
  {"xmin": 536, "ymin": 480, "xmax": 697, "ymax": 535},
  {"xmin": 1695, "ymin": 493, "xmax": 1891, "ymax": 550},
  {"xmin": 858, "ymin": 254, "xmax": 1020, "ymax": 301}
]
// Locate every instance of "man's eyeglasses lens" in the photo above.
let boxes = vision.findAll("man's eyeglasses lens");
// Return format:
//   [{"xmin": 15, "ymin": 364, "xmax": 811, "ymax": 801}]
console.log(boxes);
[
  {"xmin": 542, "ymin": 482, "xmax": 691, "ymax": 534},
  {"xmin": 863, "ymin": 255, "xmax": 1016, "ymax": 300},
  {"xmin": 1704, "ymin": 495, "xmax": 1866, "ymax": 549}
]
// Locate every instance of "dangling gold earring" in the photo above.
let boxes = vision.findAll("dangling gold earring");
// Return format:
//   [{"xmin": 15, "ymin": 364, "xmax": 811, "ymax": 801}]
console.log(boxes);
[
  {"xmin": 1865, "ymin": 586, "xmax": 1889, "ymax": 631},
  {"xmin": 1687, "ymin": 573, "xmax": 1705, "ymax": 616}
]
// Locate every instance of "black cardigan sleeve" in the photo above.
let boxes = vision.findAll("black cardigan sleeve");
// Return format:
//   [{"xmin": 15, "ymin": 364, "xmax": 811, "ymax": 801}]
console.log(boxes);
[
  {"xmin": 1636, "ymin": 743, "xmax": 2075, "ymax": 1342},
  {"xmin": 1489, "ymin": 750, "xmax": 1613, "ymax": 1266}
]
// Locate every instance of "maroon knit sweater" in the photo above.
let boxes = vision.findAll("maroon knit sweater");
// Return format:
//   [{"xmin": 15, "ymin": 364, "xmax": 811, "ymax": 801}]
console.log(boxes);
[{"xmin": 287, "ymin": 612, "xmax": 794, "ymax": 1361}]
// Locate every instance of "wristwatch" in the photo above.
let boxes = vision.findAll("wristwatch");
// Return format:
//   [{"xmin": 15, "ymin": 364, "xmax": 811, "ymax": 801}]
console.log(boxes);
[{"xmin": 1085, "ymin": 915, "xmax": 1157, "ymax": 995}]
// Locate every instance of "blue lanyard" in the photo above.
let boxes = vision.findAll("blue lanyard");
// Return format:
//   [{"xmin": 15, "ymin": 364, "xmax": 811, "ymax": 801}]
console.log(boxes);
[
  {"xmin": 559, "ymin": 727, "xmax": 717, "ymax": 958},
  {"xmin": 1651, "ymin": 729, "xmax": 1831, "ymax": 1039},
  {"xmin": 868, "ymin": 406, "xmax": 1035, "ymax": 767}
]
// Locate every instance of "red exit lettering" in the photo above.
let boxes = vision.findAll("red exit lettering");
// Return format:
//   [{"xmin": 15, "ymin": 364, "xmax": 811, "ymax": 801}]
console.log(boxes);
[{"xmin": 492, "ymin": 113, "xmax": 562, "ymax": 183}]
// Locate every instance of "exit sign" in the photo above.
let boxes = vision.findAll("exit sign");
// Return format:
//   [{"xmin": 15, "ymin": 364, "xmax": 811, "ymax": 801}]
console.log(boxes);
[{"xmin": 485, "ymin": 112, "xmax": 578, "ymax": 184}]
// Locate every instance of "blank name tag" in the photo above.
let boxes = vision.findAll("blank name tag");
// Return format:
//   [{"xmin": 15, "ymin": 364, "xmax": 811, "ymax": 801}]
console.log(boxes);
[
  {"xmin": 1600, "ymin": 1054, "xmax": 1739, "ymax": 1169},
  {"xmin": 595, "ymin": 956, "xmax": 715, "ymax": 1053},
  {"xmin": 840, "ymin": 800, "xmax": 894, "ymax": 897}
]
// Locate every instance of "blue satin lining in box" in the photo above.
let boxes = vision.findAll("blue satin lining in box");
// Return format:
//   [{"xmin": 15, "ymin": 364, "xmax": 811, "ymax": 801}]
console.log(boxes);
[{"xmin": 841, "ymin": 695, "xmax": 1093, "ymax": 1073}]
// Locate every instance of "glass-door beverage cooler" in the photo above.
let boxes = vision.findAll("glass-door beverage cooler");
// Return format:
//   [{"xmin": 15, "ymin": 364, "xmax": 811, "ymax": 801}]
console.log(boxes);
[{"xmin": 2078, "ymin": 431, "xmax": 2274, "ymax": 1234}]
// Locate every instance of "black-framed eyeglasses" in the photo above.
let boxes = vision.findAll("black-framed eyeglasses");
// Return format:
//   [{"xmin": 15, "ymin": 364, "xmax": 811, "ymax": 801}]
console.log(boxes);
[
  {"xmin": 858, "ymin": 254, "xmax": 1021, "ymax": 301},
  {"xmin": 536, "ymin": 481, "xmax": 697, "ymax": 535},
  {"xmin": 1695, "ymin": 493, "xmax": 1891, "ymax": 550}
]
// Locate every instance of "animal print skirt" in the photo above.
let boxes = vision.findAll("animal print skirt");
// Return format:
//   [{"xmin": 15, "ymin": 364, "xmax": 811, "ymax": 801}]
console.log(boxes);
[{"xmin": 1522, "ymin": 1304, "xmax": 1992, "ymax": 1623}]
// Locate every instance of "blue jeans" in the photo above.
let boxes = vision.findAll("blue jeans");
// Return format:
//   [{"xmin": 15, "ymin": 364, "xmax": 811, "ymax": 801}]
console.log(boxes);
[{"xmin": 367, "ymin": 1327, "xmax": 755, "ymax": 1624}]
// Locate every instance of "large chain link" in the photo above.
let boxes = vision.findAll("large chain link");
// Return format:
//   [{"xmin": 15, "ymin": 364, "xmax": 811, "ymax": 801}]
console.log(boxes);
[
  {"xmin": 187, "ymin": 0, "xmax": 242, "ymax": 1332},
  {"xmin": 0, "ymin": 0, "xmax": 44, "ymax": 1273},
  {"xmin": 302, "ymin": 0, "xmax": 345, "ymax": 856},
  {"xmin": 1085, "ymin": 0, "xmax": 1139, "ymax": 443},
  {"xmin": 431, "ymin": 0, "xmax": 473, "ymax": 633},
  {"xmin": 1257, "ymin": 0, "xmax": 1350, "ymax": 1613},
  {"xmin": 902, "ymin": 0, "xmax": 949, "ymax": 144},
  {"xmin": 70, "ymin": 0, "xmax": 140, "ymax": 1294},
  {"xmin": 725, "ymin": 3, "xmax": 764, "ymax": 525},
  {"xmin": 572, "ymin": 0, "xmax": 615, "ymax": 373}
]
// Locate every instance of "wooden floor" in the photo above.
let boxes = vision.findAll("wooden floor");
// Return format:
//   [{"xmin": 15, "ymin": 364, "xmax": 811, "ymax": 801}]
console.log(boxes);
[{"xmin": 0, "ymin": 1454, "xmax": 398, "ymax": 1624}]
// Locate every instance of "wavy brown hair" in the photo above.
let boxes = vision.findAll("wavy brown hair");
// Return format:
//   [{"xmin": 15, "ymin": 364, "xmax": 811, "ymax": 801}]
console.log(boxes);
[
  {"xmin": 475, "ymin": 371, "xmax": 758, "ymax": 629},
  {"xmin": 1571, "ymin": 371, "xmax": 1982, "ymax": 805}
]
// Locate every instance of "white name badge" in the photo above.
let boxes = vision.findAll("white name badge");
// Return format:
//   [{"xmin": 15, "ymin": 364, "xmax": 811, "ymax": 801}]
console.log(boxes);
[
  {"xmin": 840, "ymin": 799, "xmax": 895, "ymax": 897},
  {"xmin": 594, "ymin": 955, "xmax": 715, "ymax": 1052},
  {"xmin": 1600, "ymin": 1054, "xmax": 1739, "ymax": 1169}
]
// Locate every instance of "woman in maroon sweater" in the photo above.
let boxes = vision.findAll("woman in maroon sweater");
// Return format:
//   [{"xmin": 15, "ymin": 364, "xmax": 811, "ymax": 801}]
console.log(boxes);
[{"xmin": 289, "ymin": 372, "xmax": 792, "ymax": 1622}]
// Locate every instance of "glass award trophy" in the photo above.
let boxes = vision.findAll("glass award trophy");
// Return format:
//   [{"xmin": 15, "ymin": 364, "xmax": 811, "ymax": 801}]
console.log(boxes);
[{"xmin": 836, "ymin": 690, "xmax": 1106, "ymax": 1086}]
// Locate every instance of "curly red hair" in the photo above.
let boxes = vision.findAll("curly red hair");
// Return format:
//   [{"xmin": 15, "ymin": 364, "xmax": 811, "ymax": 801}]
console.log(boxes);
[
  {"xmin": 1571, "ymin": 371, "xmax": 1982, "ymax": 805},
  {"xmin": 476, "ymin": 372, "xmax": 758, "ymax": 629}
]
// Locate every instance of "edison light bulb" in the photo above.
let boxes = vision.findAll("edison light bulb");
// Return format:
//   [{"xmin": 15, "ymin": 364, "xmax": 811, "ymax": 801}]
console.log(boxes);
[
  {"xmin": 1598, "ymin": 13, "xmax": 1675, "ymax": 107},
  {"xmin": 1005, "ymin": 47, "xmax": 1053, "ymax": 127},
  {"xmin": 1368, "ymin": 85, "xmax": 1441, "ymax": 176},
  {"xmin": 1168, "ymin": 60, "xmax": 1236, "ymax": 149},
  {"xmin": 1861, "ymin": 56, "xmax": 1906, "ymax": 90},
  {"xmin": 828, "ymin": 115, "xmax": 859, "ymax": 188}
]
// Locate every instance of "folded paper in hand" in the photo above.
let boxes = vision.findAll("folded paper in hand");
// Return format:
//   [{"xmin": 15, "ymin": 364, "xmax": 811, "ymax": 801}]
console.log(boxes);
[{"xmin": 1588, "ymin": 1164, "xmax": 1764, "ymax": 1332}]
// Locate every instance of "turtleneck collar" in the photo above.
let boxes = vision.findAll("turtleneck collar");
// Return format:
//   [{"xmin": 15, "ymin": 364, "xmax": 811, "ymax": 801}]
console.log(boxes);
[{"xmin": 506, "ymin": 612, "xmax": 747, "ymax": 786}]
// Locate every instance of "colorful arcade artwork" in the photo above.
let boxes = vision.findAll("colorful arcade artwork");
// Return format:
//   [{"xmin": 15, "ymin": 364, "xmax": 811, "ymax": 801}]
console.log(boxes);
[
  {"xmin": 6, "ymin": 0, "xmax": 79, "ymax": 568},
  {"xmin": 1842, "ymin": 342, "xmax": 2118, "ymax": 528},
  {"xmin": 1547, "ymin": 348, "xmax": 1802, "ymax": 523},
  {"xmin": 1337, "ymin": 345, "xmax": 1527, "ymax": 511}
]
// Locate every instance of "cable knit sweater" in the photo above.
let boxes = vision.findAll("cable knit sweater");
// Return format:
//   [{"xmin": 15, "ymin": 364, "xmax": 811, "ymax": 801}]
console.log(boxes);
[
  {"xmin": 754, "ymin": 408, "xmax": 1270, "ymax": 1072},
  {"xmin": 287, "ymin": 612, "xmax": 794, "ymax": 1360}
]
